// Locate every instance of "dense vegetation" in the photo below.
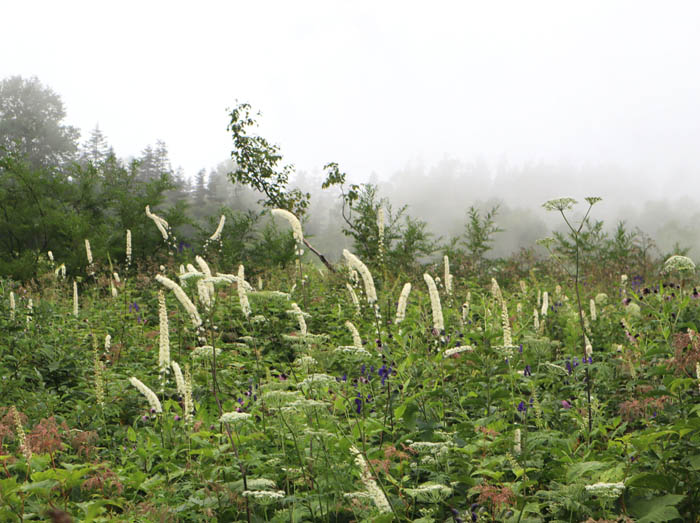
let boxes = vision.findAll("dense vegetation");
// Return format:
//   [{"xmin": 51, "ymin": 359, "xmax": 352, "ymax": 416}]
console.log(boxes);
[{"xmin": 2, "ymin": 75, "xmax": 700, "ymax": 522}]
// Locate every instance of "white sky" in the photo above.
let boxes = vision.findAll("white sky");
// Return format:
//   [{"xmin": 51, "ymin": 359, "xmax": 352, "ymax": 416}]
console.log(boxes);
[{"xmin": 3, "ymin": 1, "xmax": 700, "ymax": 183}]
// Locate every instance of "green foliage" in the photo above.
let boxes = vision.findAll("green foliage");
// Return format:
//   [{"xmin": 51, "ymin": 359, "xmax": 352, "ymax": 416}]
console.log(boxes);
[
  {"xmin": 0, "ymin": 149, "xmax": 177, "ymax": 280},
  {"xmin": 0, "ymin": 76, "xmax": 79, "ymax": 168},
  {"xmin": 463, "ymin": 204, "xmax": 504, "ymax": 264},
  {"xmin": 323, "ymin": 164, "xmax": 438, "ymax": 272}
]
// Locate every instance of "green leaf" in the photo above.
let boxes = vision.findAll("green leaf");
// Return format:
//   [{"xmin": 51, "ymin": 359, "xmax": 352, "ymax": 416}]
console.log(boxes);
[
  {"xmin": 630, "ymin": 494, "xmax": 684, "ymax": 523},
  {"xmin": 626, "ymin": 473, "xmax": 677, "ymax": 491}
]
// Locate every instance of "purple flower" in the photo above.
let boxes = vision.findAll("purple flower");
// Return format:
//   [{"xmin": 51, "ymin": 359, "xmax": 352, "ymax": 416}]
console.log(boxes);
[
  {"xmin": 354, "ymin": 393, "xmax": 363, "ymax": 414},
  {"xmin": 524, "ymin": 365, "xmax": 532, "ymax": 377},
  {"xmin": 519, "ymin": 344, "xmax": 523, "ymax": 354},
  {"xmin": 561, "ymin": 400, "xmax": 572, "ymax": 409},
  {"xmin": 517, "ymin": 401, "xmax": 528, "ymax": 413},
  {"xmin": 129, "ymin": 302, "xmax": 140, "ymax": 313},
  {"xmin": 378, "ymin": 365, "xmax": 391, "ymax": 386},
  {"xmin": 566, "ymin": 361, "xmax": 573, "ymax": 375},
  {"xmin": 174, "ymin": 415, "xmax": 181, "ymax": 421}
]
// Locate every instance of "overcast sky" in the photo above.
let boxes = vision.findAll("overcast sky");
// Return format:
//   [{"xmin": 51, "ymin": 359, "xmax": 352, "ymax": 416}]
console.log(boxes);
[{"xmin": 3, "ymin": 1, "xmax": 700, "ymax": 184}]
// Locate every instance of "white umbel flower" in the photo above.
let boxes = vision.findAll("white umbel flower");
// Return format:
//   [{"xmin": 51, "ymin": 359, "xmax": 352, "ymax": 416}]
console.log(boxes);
[
  {"xmin": 584, "ymin": 482, "xmax": 625, "ymax": 498},
  {"xmin": 343, "ymin": 250, "xmax": 377, "ymax": 303},
  {"xmin": 662, "ymin": 255, "xmax": 696, "ymax": 275},
  {"xmin": 220, "ymin": 411, "xmax": 252, "ymax": 425},
  {"xmin": 129, "ymin": 377, "xmax": 162, "ymax": 413},
  {"xmin": 395, "ymin": 283, "xmax": 411, "ymax": 324},
  {"xmin": 423, "ymin": 273, "xmax": 444, "ymax": 332},
  {"xmin": 271, "ymin": 208, "xmax": 304, "ymax": 244},
  {"xmin": 155, "ymin": 275, "xmax": 202, "ymax": 328}
]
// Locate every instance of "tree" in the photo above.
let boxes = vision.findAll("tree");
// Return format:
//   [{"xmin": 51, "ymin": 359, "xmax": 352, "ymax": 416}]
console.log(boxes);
[
  {"xmin": 462, "ymin": 205, "xmax": 503, "ymax": 269},
  {"xmin": 227, "ymin": 102, "xmax": 335, "ymax": 271},
  {"xmin": 137, "ymin": 140, "xmax": 172, "ymax": 182},
  {"xmin": 322, "ymin": 163, "xmax": 438, "ymax": 272},
  {"xmin": 0, "ymin": 76, "xmax": 79, "ymax": 168},
  {"xmin": 80, "ymin": 125, "xmax": 112, "ymax": 164}
]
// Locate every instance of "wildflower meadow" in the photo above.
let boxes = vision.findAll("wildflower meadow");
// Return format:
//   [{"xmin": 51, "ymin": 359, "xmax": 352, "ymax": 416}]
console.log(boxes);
[{"xmin": 1, "ymin": 198, "xmax": 700, "ymax": 523}]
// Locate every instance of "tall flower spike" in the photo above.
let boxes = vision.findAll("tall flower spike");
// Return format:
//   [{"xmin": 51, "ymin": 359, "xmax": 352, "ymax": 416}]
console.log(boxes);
[
  {"xmin": 125, "ymin": 229, "xmax": 132, "ymax": 266},
  {"xmin": 346, "ymin": 283, "xmax": 361, "ymax": 313},
  {"xmin": 423, "ymin": 273, "xmax": 444, "ymax": 332},
  {"xmin": 158, "ymin": 290, "xmax": 170, "ymax": 375},
  {"xmin": 462, "ymin": 292, "xmax": 471, "ymax": 323},
  {"xmin": 73, "ymin": 281, "xmax": 79, "ymax": 317},
  {"xmin": 271, "ymin": 209, "xmax": 304, "ymax": 244},
  {"xmin": 155, "ymin": 275, "xmax": 202, "ymax": 328},
  {"xmin": 9, "ymin": 291, "xmax": 15, "ymax": 320},
  {"xmin": 171, "ymin": 361, "xmax": 186, "ymax": 398},
  {"xmin": 501, "ymin": 298, "xmax": 513, "ymax": 349},
  {"xmin": 85, "ymin": 239, "xmax": 93, "ymax": 266},
  {"xmin": 589, "ymin": 298, "xmax": 597, "ymax": 321},
  {"xmin": 290, "ymin": 303, "xmax": 307, "ymax": 335},
  {"xmin": 145, "ymin": 205, "xmax": 169, "ymax": 240},
  {"xmin": 444, "ymin": 256, "xmax": 452, "ymax": 295},
  {"xmin": 10, "ymin": 406, "xmax": 31, "ymax": 460},
  {"xmin": 195, "ymin": 255, "xmax": 215, "ymax": 300},
  {"xmin": 343, "ymin": 250, "xmax": 377, "ymax": 303},
  {"xmin": 345, "ymin": 320, "xmax": 363, "ymax": 348},
  {"xmin": 209, "ymin": 214, "xmax": 226, "ymax": 241},
  {"xmin": 349, "ymin": 446, "xmax": 392, "ymax": 513},
  {"xmin": 129, "ymin": 377, "xmax": 162, "ymax": 413},
  {"xmin": 184, "ymin": 364, "xmax": 194, "ymax": 423},
  {"xmin": 395, "ymin": 283, "xmax": 412, "ymax": 324},
  {"xmin": 237, "ymin": 265, "xmax": 251, "ymax": 318},
  {"xmin": 541, "ymin": 291, "xmax": 549, "ymax": 317}
]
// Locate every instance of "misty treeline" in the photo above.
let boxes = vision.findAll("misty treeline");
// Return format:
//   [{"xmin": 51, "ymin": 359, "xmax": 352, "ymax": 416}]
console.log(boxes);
[{"xmin": 0, "ymin": 75, "xmax": 694, "ymax": 282}]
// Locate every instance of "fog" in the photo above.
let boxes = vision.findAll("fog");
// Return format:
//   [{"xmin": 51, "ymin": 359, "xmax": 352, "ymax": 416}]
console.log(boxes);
[{"xmin": 3, "ymin": 1, "xmax": 700, "ymax": 259}]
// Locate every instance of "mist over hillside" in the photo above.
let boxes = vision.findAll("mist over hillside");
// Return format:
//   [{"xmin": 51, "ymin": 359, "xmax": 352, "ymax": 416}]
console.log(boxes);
[{"xmin": 288, "ymin": 157, "xmax": 700, "ymax": 263}]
